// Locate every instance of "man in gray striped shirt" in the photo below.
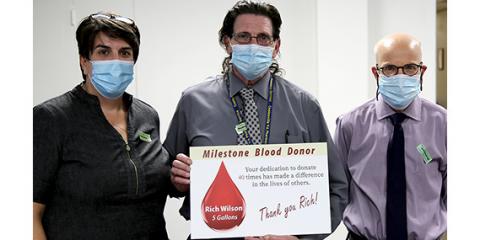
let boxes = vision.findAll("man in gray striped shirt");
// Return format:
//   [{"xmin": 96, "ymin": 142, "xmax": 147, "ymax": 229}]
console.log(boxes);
[{"xmin": 166, "ymin": 1, "xmax": 348, "ymax": 239}]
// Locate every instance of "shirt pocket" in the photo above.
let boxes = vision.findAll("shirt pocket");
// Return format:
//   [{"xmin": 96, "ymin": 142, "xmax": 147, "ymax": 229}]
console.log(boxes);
[
  {"xmin": 268, "ymin": 131, "xmax": 304, "ymax": 144},
  {"xmin": 410, "ymin": 144, "xmax": 443, "ymax": 176}
]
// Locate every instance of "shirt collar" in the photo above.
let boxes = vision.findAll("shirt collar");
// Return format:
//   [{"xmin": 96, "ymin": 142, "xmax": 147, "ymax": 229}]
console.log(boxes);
[
  {"xmin": 71, "ymin": 82, "xmax": 133, "ymax": 107},
  {"xmin": 227, "ymin": 71, "xmax": 270, "ymax": 100},
  {"xmin": 375, "ymin": 95, "xmax": 422, "ymax": 121}
]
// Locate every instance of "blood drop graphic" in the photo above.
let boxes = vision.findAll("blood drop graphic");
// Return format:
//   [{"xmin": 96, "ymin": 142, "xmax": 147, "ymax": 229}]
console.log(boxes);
[{"xmin": 201, "ymin": 161, "xmax": 246, "ymax": 231}]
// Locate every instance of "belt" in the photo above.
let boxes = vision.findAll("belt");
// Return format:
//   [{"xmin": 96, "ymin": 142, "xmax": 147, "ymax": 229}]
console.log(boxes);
[{"xmin": 348, "ymin": 230, "xmax": 446, "ymax": 240}]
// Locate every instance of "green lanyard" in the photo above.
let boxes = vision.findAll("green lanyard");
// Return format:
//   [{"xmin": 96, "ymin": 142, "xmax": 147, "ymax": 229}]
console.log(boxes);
[{"xmin": 227, "ymin": 75, "xmax": 274, "ymax": 144}]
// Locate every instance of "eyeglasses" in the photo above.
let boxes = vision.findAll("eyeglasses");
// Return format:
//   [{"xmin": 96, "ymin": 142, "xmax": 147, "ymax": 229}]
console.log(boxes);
[
  {"xmin": 90, "ymin": 13, "xmax": 135, "ymax": 26},
  {"xmin": 376, "ymin": 62, "xmax": 423, "ymax": 77},
  {"xmin": 232, "ymin": 32, "xmax": 274, "ymax": 46}
]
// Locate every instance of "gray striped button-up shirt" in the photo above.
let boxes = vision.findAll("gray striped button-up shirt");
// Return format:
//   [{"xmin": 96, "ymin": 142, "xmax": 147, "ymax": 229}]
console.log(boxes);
[{"xmin": 164, "ymin": 71, "xmax": 348, "ymax": 239}]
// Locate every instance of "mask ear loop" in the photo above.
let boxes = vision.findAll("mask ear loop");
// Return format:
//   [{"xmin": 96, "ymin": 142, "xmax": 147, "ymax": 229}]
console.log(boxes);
[
  {"xmin": 420, "ymin": 65, "xmax": 427, "ymax": 91},
  {"xmin": 420, "ymin": 75, "xmax": 423, "ymax": 91},
  {"xmin": 374, "ymin": 65, "xmax": 380, "ymax": 100}
]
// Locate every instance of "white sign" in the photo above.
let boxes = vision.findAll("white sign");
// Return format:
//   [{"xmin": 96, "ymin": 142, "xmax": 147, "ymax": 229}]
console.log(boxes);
[{"xmin": 190, "ymin": 143, "xmax": 331, "ymax": 239}]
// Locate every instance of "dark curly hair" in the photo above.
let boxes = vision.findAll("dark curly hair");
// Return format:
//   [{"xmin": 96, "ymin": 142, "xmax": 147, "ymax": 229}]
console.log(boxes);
[
  {"xmin": 218, "ymin": 1, "xmax": 283, "ymax": 77},
  {"xmin": 76, "ymin": 12, "xmax": 140, "ymax": 80}
]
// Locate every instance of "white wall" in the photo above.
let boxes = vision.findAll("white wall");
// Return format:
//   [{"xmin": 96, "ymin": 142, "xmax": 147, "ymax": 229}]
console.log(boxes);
[
  {"xmin": 134, "ymin": 0, "xmax": 320, "ymax": 143},
  {"xmin": 317, "ymin": 0, "xmax": 437, "ymax": 133},
  {"xmin": 34, "ymin": 1, "xmax": 436, "ymax": 239},
  {"xmin": 317, "ymin": 0, "xmax": 369, "ymax": 133},
  {"xmin": 367, "ymin": 0, "xmax": 436, "ymax": 102},
  {"xmin": 33, "ymin": 0, "xmax": 137, "ymax": 104}
]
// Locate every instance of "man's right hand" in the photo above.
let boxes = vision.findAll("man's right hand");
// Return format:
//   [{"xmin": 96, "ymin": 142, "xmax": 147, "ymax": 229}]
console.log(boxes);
[{"xmin": 170, "ymin": 153, "xmax": 192, "ymax": 192}]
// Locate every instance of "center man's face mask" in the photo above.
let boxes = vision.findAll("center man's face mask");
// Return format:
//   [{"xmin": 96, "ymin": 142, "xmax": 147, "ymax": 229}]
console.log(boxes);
[{"xmin": 230, "ymin": 44, "xmax": 273, "ymax": 81}]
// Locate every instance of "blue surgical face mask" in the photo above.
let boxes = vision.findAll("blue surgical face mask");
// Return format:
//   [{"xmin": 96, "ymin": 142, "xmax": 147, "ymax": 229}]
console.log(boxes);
[
  {"xmin": 231, "ymin": 44, "xmax": 273, "ymax": 80},
  {"xmin": 379, "ymin": 74, "xmax": 421, "ymax": 110},
  {"xmin": 90, "ymin": 60, "xmax": 134, "ymax": 99}
]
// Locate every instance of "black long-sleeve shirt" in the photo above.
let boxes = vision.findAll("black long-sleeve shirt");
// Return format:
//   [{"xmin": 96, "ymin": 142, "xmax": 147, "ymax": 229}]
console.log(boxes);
[{"xmin": 34, "ymin": 84, "xmax": 179, "ymax": 240}]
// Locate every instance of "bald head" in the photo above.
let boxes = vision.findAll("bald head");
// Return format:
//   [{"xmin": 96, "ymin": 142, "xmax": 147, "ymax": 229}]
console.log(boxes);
[{"xmin": 374, "ymin": 33, "xmax": 422, "ymax": 66}]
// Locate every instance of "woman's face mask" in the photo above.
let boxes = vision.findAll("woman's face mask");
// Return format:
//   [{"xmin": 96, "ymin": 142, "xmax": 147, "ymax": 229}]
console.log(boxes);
[{"xmin": 89, "ymin": 60, "xmax": 134, "ymax": 99}]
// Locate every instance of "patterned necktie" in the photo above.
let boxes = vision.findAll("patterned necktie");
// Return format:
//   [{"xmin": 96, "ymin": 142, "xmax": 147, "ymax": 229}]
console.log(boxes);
[
  {"xmin": 237, "ymin": 88, "xmax": 261, "ymax": 145},
  {"xmin": 386, "ymin": 112, "xmax": 408, "ymax": 240}
]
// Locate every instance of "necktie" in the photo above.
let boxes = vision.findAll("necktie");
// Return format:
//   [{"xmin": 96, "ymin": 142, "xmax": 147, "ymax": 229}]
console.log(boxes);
[
  {"xmin": 238, "ymin": 88, "xmax": 261, "ymax": 145},
  {"xmin": 386, "ymin": 112, "xmax": 408, "ymax": 240}
]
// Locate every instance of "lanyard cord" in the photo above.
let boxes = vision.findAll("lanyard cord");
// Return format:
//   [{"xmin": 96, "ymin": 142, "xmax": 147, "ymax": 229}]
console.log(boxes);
[{"xmin": 226, "ymin": 74, "xmax": 274, "ymax": 144}]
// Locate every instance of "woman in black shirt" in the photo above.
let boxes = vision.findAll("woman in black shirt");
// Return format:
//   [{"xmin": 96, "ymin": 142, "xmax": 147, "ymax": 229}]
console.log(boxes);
[{"xmin": 33, "ymin": 12, "xmax": 180, "ymax": 240}]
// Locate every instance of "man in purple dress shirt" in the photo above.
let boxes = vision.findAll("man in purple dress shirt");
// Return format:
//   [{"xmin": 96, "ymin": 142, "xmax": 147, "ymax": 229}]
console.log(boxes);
[{"xmin": 334, "ymin": 33, "xmax": 447, "ymax": 240}]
